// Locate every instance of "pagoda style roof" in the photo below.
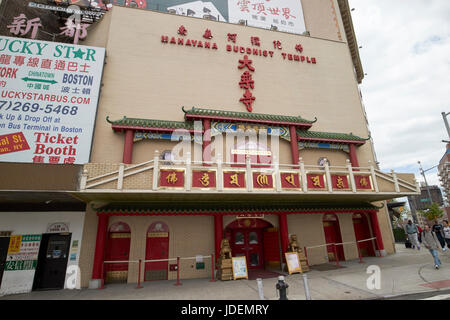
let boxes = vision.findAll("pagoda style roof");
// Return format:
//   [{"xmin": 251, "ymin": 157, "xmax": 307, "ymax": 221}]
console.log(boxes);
[
  {"xmin": 297, "ymin": 130, "xmax": 369, "ymax": 145},
  {"xmin": 182, "ymin": 107, "xmax": 317, "ymax": 128},
  {"xmin": 106, "ymin": 116, "xmax": 199, "ymax": 133},
  {"xmin": 96, "ymin": 202, "xmax": 379, "ymax": 215}
]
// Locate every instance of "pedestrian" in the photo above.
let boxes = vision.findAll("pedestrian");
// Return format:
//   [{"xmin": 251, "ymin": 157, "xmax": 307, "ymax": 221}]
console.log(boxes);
[
  {"xmin": 443, "ymin": 220, "xmax": 450, "ymax": 249},
  {"xmin": 417, "ymin": 224, "xmax": 423, "ymax": 243},
  {"xmin": 404, "ymin": 220, "xmax": 420, "ymax": 250},
  {"xmin": 432, "ymin": 220, "xmax": 447, "ymax": 251},
  {"xmin": 421, "ymin": 225, "xmax": 443, "ymax": 269}
]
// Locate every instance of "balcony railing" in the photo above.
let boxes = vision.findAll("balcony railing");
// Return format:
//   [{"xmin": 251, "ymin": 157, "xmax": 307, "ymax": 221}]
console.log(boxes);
[{"xmin": 79, "ymin": 152, "xmax": 419, "ymax": 197}]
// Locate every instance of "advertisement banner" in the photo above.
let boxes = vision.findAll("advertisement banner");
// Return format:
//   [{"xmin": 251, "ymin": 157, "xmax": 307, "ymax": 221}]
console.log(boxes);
[
  {"xmin": 5, "ymin": 234, "xmax": 41, "ymax": 271},
  {"xmin": 0, "ymin": 36, "xmax": 105, "ymax": 164},
  {"xmin": 228, "ymin": 0, "xmax": 306, "ymax": 35}
]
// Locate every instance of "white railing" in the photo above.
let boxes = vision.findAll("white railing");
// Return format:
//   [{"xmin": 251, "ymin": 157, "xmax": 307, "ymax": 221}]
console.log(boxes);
[{"xmin": 80, "ymin": 151, "xmax": 419, "ymax": 195}]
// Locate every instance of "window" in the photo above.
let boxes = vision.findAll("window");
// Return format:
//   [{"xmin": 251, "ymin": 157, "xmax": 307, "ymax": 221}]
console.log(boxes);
[
  {"xmin": 235, "ymin": 232, "xmax": 244, "ymax": 245},
  {"xmin": 249, "ymin": 232, "xmax": 258, "ymax": 244}
]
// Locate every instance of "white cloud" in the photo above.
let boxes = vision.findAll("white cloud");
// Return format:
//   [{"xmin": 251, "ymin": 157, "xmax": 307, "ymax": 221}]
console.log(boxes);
[{"xmin": 349, "ymin": 0, "xmax": 450, "ymax": 191}]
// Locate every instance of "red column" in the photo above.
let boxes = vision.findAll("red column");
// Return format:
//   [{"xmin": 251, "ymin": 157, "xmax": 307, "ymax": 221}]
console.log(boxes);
[
  {"xmin": 92, "ymin": 214, "xmax": 109, "ymax": 279},
  {"xmin": 369, "ymin": 211, "xmax": 385, "ymax": 255},
  {"xmin": 349, "ymin": 143, "xmax": 359, "ymax": 169},
  {"xmin": 279, "ymin": 213, "xmax": 289, "ymax": 256},
  {"xmin": 289, "ymin": 125, "xmax": 299, "ymax": 165},
  {"xmin": 123, "ymin": 129, "xmax": 134, "ymax": 164},
  {"xmin": 202, "ymin": 119, "xmax": 211, "ymax": 165},
  {"xmin": 214, "ymin": 215, "xmax": 223, "ymax": 267}
]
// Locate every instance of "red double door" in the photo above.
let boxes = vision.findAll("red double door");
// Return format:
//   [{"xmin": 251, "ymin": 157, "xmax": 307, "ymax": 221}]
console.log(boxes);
[
  {"xmin": 323, "ymin": 220, "xmax": 345, "ymax": 262},
  {"xmin": 105, "ymin": 233, "xmax": 131, "ymax": 283},
  {"xmin": 353, "ymin": 214, "xmax": 375, "ymax": 257},
  {"xmin": 145, "ymin": 235, "xmax": 169, "ymax": 281},
  {"xmin": 230, "ymin": 229, "xmax": 264, "ymax": 269}
]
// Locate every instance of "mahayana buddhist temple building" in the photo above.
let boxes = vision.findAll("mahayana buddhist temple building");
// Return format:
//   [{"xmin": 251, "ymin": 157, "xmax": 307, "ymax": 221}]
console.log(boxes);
[{"xmin": 0, "ymin": 0, "xmax": 420, "ymax": 294}]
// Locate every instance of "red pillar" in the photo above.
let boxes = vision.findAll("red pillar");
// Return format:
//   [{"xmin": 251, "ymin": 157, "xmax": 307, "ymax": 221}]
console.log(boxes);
[
  {"xmin": 349, "ymin": 143, "xmax": 359, "ymax": 169},
  {"xmin": 202, "ymin": 119, "xmax": 211, "ymax": 165},
  {"xmin": 369, "ymin": 211, "xmax": 385, "ymax": 256},
  {"xmin": 289, "ymin": 125, "xmax": 299, "ymax": 165},
  {"xmin": 123, "ymin": 129, "xmax": 134, "ymax": 164},
  {"xmin": 214, "ymin": 215, "xmax": 223, "ymax": 267},
  {"xmin": 279, "ymin": 213, "xmax": 289, "ymax": 256},
  {"xmin": 92, "ymin": 214, "xmax": 109, "ymax": 279}
]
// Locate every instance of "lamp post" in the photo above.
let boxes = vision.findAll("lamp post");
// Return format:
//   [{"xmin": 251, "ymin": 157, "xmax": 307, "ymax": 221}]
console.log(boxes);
[
  {"xmin": 441, "ymin": 112, "xmax": 450, "ymax": 140},
  {"xmin": 417, "ymin": 161, "xmax": 436, "ymax": 206}
]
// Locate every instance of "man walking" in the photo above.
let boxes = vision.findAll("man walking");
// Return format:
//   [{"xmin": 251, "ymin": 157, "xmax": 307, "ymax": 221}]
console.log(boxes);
[
  {"xmin": 404, "ymin": 220, "xmax": 420, "ymax": 250},
  {"xmin": 432, "ymin": 220, "xmax": 447, "ymax": 251},
  {"xmin": 422, "ymin": 225, "xmax": 443, "ymax": 269}
]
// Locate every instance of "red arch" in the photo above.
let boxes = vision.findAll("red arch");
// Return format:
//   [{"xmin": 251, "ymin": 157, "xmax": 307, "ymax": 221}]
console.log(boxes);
[
  {"xmin": 105, "ymin": 221, "xmax": 131, "ymax": 283},
  {"xmin": 352, "ymin": 213, "xmax": 375, "ymax": 257},
  {"xmin": 322, "ymin": 213, "xmax": 345, "ymax": 261}
]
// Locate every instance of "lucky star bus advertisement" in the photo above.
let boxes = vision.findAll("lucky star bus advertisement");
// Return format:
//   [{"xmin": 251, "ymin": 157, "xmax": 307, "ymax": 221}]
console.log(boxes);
[{"xmin": 0, "ymin": 36, "xmax": 105, "ymax": 165}]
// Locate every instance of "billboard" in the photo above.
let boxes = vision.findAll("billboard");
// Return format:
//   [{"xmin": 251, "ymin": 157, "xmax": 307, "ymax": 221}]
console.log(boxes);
[
  {"xmin": 0, "ymin": 36, "xmax": 105, "ymax": 164},
  {"xmin": 228, "ymin": 0, "xmax": 306, "ymax": 35}
]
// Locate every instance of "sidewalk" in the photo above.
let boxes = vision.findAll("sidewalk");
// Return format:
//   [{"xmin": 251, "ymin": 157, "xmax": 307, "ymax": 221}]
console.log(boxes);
[{"xmin": 1, "ymin": 244, "xmax": 449, "ymax": 300}]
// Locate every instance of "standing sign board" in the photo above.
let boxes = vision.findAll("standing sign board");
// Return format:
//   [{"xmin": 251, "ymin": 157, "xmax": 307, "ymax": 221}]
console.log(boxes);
[
  {"xmin": 0, "ymin": 36, "xmax": 105, "ymax": 164},
  {"xmin": 285, "ymin": 252, "xmax": 302, "ymax": 274},
  {"xmin": 231, "ymin": 256, "xmax": 248, "ymax": 280}
]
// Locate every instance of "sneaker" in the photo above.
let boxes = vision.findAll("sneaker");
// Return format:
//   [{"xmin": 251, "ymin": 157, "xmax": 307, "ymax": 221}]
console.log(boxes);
[
  {"xmin": 435, "ymin": 265, "xmax": 440, "ymax": 269},
  {"xmin": 417, "ymin": 246, "xmax": 421, "ymax": 250},
  {"xmin": 443, "ymin": 248, "xmax": 448, "ymax": 252}
]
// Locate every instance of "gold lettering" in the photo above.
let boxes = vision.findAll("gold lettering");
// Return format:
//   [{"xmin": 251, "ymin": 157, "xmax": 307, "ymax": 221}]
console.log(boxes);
[
  {"xmin": 200, "ymin": 172, "xmax": 210, "ymax": 187},
  {"xmin": 257, "ymin": 174, "xmax": 269, "ymax": 186},
  {"xmin": 311, "ymin": 175, "xmax": 322, "ymax": 188},
  {"xmin": 336, "ymin": 176, "xmax": 345, "ymax": 189},
  {"xmin": 230, "ymin": 173, "xmax": 240, "ymax": 186},
  {"xmin": 285, "ymin": 174, "xmax": 296, "ymax": 187},
  {"xmin": 166, "ymin": 172, "xmax": 178, "ymax": 184}
]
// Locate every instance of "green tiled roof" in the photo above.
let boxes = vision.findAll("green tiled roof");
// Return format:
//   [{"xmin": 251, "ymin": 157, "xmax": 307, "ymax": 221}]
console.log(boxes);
[
  {"xmin": 107, "ymin": 116, "xmax": 195, "ymax": 130},
  {"xmin": 297, "ymin": 130, "xmax": 369, "ymax": 143},
  {"xmin": 96, "ymin": 202, "xmax": 379, "ymax": 214},
  {"xmin": 182, "ymin": 107, "xmax": 317, "ymax": 125}
]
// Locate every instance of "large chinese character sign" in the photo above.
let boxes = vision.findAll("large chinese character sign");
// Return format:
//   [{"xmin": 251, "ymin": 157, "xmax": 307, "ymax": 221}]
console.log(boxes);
[{"xmin": 0, "ymin": 36, "xmax": 105, "ymax": 164}]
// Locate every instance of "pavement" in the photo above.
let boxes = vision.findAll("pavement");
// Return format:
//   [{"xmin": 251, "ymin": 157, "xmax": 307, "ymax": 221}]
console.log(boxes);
[{"xmin": 1, "ymin": 244, "xmax": 450, "ymax": 300}]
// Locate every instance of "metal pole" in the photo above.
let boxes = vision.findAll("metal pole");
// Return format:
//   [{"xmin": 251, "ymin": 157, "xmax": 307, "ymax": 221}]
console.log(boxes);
[
  {"xmin": 442, "ymin": 112, "xmax": 450, "ymax": 140},
  {"xmin": 136, "ymin": 259, "xmax": 143, "ymax": 289},
  {"xmin": 256, "ymin": 278, "xmax": 265, "ymax": 300},
  {"xmin": 174, "ymin": 256, "xmax": 182, "ymax": 286},
  {"xmin": 302, "ymin": 273, "xmax": 312, "ymax": 300},
  {"xmin": 418, "ymin": 161, "xmax": 433, "ymax": 205},
  {"xmin": 209, "ymin": 253, "xmax": 216, "ymax": 282}
]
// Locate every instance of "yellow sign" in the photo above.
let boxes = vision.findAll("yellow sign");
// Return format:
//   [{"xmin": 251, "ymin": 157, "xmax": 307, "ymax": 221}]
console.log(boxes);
[
  {"xmin": 8, "ymin": 235, "xmax": 22, "ymax": 253},
  {"xmin": 285, "ymin": 252, "xmax": 303, "ymax": 274},
  {"xmin": 230, "ymin": 173, "xmax": 240, "ymax": 187}
]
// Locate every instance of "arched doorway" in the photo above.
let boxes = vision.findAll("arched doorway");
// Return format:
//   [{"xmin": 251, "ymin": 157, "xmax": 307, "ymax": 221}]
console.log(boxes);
[
  {"xmin": 323, "ymin": 213, "xmax": 345, "ymax": 262},
  {"xmin": 105, "ymin": 222, "xmax": 131, "ymax": 283},
  {"xmin": 224, "ymin": 218, "xmax": 279, "ymax": 270},
  {"xmin": 145, "ymin": 221, "xmax": 169, "ymax": 281},
  {"xmin": 352, "ymin": 213, "xmax": 375, "ymax": 257}
]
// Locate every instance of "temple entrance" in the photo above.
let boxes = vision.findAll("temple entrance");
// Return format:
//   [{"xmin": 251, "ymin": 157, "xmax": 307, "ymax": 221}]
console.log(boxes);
[
  {"xmin": 323, "ymin": 213, "xmax": 345, "ymax": 262},
  {"xmin": 225, "ymin": 218, "xmax": 279, "ymax": 271},
  {"xmin": 353, "ymin": 213, "xmax": 375, "ymax": 257},
  {"xmin": 145, "ymin": 221, "xmax": 169, "ymax": 281},
  {"xmin": 105, "ymin": 222, "xmax": 131, "ymax": 284}
]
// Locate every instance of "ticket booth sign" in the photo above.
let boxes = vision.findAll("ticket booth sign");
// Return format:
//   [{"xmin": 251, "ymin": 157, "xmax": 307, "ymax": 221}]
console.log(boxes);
[
  {"xmin": 280, "ymin": 172, "xmax": 301, "ymax": 190},
  {"xmin": 223, "ymin": 171, "xmax": 246, "ymax": 189},
  {"xmin": 306, "ymin": 174, "xmax": 326, "ymax": 190},
  {"xmin": 252, "ymin": 172, "xmax": 274, "ymax": 189},
  {"xmin": 192, "ymin": 170, "xmax": 216, "ymax": 189},
  {"xmin": 354, "ymin": 175, "xmax": 372, "ymax": 190},
  {"xmin": 159, "ymin": 169, "xmax": 185, "ymax": 188},
  {"xmin": 331, "ymin": 175, "xmax": 350, "ymax": 190}
]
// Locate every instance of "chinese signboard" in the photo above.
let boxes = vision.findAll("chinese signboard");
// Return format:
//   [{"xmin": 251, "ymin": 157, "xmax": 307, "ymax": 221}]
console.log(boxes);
[
  {"xmin": 0, "ymin": 36, "xmax": 105, "ymax": 164},
  {"xmin": 5, "ymin": 234, "xmax": 41, "ymax": 271},
  {"xmin": 228, "ymin": 0, "xmax": 306, "ymax": 35}
]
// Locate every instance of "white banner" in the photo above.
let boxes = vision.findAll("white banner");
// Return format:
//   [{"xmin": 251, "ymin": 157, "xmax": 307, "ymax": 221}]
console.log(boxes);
[
  {"xmin": 228, "ymin": 0, "xmax": 306, "ymax": 35},
  {"xmin": 0, "ymin": 36, "xmax": 105, "ymax": 164}
]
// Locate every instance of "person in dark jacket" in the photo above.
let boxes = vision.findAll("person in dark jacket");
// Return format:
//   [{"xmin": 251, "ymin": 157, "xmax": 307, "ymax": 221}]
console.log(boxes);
[{"xmin": 432, "ymin": 220, "xmax": 447, "ymax": 251}]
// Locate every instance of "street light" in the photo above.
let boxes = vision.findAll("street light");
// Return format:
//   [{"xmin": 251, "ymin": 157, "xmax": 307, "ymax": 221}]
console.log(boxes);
[
  {"xmin": 418, "ymin": 161, "xmax": 436, "ymax": 206},
  {"xmin": 442, "ymin": 112, "xmax": 450, "ymax": 140}
]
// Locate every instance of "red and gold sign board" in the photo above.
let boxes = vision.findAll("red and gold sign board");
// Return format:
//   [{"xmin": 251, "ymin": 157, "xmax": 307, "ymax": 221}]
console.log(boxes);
[
  {"xmin": 252, "ymin": 172, "xmax": 274, "ymax": 189},
  {"xmin": 159, "ymin": 169, "xmax": 185, "ymax": 188},
  {"xmin": 306, "ymin": 174, "xmax": 326, "ymax": 190},
  {"xmin": 237, "ymin": 214, "xmax": 264, "ymax": 219},
  {"xmin": 331, "ymin": 175, "xmax": 350, "ymax": 190},
  {"xmin": 192, "ymin": 170, "xmax": 216, "ymax": 189},
  {"xmin": 354, "ymin": 175, "xmax": 372, "ymax": 190},
  {"xmin": 223, "ymin": 171, "xmax": 246, "ymax": 189},
  {"xmin": 280, "ymin": 172, "xmax": 301, "ymax": 190}
]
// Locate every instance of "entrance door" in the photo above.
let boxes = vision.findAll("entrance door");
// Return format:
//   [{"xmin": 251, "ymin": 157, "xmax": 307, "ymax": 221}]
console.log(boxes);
[
  {"xmin": 145, "ymin": 221, "xmax": 169, "ymax": 281},
  {"xmin": 323, "ymin": 214, "xmax": 345, "ymax": 262},
  {"xmin": 231, "ymin": 229, "xmax": 264, "ymax": 269},
  {"xmin": 353, "ymin": 213, "xmax": 375, "ymax": 257},
  {"xmin": 105, "ymin": 222, "xmax": 131, "ymax": 284},
  {"xmin": 33, "ymin": 233, "xmax": 71, "ymax": 290},
  {"xmin": 0, "ymin": 237, "xmax": 10, "ymax": 285}
]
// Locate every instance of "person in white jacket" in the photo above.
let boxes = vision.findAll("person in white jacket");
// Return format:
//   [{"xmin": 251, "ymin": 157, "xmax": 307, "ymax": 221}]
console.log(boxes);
[
  {"xmin": 443, "ymin": 220, "xmax": 450, "ymax": 249},
  {"xmin": 421, "ymin": 225, "xmax": 443, "ymax": 269}
]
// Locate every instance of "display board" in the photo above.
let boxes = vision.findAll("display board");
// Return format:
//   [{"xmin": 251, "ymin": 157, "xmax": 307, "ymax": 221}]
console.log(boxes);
[
  {"xmin": 285, "ymin": 252, "xmax": 302, "ymax": 274},
  {"xmin": 231, "ymin": 256, "xmax": 248, "ymax": 280},
  {"xmin": 0, "ymin": 36, "xmax": 105, "ymax": 164}
]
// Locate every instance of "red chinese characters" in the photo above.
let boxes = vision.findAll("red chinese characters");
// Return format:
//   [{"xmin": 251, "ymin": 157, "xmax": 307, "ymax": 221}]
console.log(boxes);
[
  {"xmin": 354, "ymin": 175, "xmax": 372, "ymax": 190},
  {"xmin": 228, "ymin": 33, "xmax": 237, "ymax": 43},
  {"xmin": 159, "ymin": 169, "xmax": 185, "ymax": 188},
  {"xmin": 238, "ymin": 55, "xmax": 256, "ymax": 112},
  {"xmin": 203, "ymin": 29, "xmax": 213, "ymax": 40},
  {"xmin": 192, "ymin": 170, "xmax": 216, "ymax": 188},
  {"xmin": 307, "ymin": 174, "xmax": 326, "ymax": 189},
  {"xmin": 280, "ymin": 172, "xmax": 301, "ymax": 189},
  {"xmin": 178, "ymin": 25, "xmax": 187, "ymax": 36}
]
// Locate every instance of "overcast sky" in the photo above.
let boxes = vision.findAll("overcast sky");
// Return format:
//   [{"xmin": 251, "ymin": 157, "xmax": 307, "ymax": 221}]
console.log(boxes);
[{"xmin": 348, "ymin": 0, "xmax": 450, "ymax": 200}]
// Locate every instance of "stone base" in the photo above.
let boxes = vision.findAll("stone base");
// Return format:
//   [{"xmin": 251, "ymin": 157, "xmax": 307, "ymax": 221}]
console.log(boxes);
[{"xmin": 89, "ymin": 279, "xmax": 103, "ymax": 289}]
